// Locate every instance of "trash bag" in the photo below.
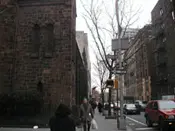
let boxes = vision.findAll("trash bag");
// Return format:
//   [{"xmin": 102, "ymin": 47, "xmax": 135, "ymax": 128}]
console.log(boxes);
[{"xmin": 91, "ymin": 119, "xmax": 98, "ymax": 130}]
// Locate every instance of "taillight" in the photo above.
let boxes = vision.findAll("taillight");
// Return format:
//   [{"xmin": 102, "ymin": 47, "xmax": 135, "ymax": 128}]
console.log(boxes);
[{"xmin": 164, "ymin": 114, "xmax": 168, "ymax": 119}]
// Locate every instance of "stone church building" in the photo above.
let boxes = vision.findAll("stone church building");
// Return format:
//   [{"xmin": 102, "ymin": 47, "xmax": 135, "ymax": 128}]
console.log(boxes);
[{"xmin": 0, "ymin": 0, "xmax": 80, "ymax": 112}]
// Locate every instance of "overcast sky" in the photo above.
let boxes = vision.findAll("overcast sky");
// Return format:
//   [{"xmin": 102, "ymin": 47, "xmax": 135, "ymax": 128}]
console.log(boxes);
[{"xmin": 76, "ymin": 0, "xmax": 158, "ymax": 90}]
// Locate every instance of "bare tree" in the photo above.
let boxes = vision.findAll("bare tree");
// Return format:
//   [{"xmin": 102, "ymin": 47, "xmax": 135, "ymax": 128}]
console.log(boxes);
[
  {"xmin": 80, "ymin": 0, "xmax": 141, "ymax": 79},
  {"xmin": 92, "ymin": 53, "xmax": 108, "ymax": 103}
]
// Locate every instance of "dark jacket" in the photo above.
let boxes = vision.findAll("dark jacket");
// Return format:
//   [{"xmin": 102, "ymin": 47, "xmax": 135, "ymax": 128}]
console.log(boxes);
[
  {"xmin": 80, "ymin": 103, "xmax": 94, "ymax": 122},
  {"xmin": 90, "ymin": 100, "xmax": 97, "ymax": 110},
  {"xmin": 49, "ymin": 104, "xmax": 75, "ymax": 131}
]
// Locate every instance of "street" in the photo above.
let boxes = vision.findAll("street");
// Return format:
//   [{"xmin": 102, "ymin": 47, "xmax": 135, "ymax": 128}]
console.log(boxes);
[{"xmin": 126, "ymin": 112, "xmax": 158, "ymax": 131}]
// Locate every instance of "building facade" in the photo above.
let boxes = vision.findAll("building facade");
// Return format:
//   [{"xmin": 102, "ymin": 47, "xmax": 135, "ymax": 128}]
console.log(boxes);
[
  {"xmin": 124, "ymin": 25, "xmax": 152, "ymax": 101},
  {"xmin": 76, "ymin": 31, "xmax": 91, "ymax": 97},
  {"xmin": 151, "ymin": 0, "xmax": 175, "ymax": 99},
  {"xmin": 124, "ymin": 41, "xmax": 137, "ymax": 99},
  {"xmin": 122, "ymin": 28, "xmax": 140, "ymax": 40},
  {"xmin": 0, "ymin": 0, "xmax": 79, "ymax": 111},
  {"xmin": 135, "ymin": 25, "xmax": 152, "ymax": 101}
]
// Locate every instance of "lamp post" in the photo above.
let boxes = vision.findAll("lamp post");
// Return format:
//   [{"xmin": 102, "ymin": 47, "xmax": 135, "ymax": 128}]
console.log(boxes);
[{"xmin": 115, "ymin": 0, "xmax": 126, "ymax": 130}]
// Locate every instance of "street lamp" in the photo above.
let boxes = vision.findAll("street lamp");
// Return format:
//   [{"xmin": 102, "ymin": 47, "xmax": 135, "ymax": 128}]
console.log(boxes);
[{"xmin": 115, "ymin": 0, "xmax": 126, "ymax": 130}]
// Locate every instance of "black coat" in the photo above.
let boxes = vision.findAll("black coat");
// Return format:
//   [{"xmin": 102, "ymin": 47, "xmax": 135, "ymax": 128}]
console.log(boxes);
[{"xmin": 49, "ymin": 104, "xmax": 76, "ymax": 131}]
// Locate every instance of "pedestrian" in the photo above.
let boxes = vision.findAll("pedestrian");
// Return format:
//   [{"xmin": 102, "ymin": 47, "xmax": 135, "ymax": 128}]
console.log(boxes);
[
  {"xmin": 89, "ymin": 99, "xmax": 97, "ymax": 113},
  {"xmin": 98, "ymin": 102, "xmax": 103, "ymax": 113},
  {"xmin": 49, "ymin": 103, "xmax": 76, "ymax": 131},
  {"xmin": 80, "ymin": 98, "xmax": 94, "ymax": 131}
]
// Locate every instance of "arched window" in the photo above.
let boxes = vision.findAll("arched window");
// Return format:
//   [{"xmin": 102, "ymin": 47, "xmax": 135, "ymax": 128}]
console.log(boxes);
[
  {"xmin": 45, "ymin": 24, "xmax": 54, "ymax": 57},
  {"xmin": 37, "ymin": 81, "xmax": 43, "ymax": 93},
  {"xmin": 32, "ymin": 24, "xmax": 40, "ymax": 55}
]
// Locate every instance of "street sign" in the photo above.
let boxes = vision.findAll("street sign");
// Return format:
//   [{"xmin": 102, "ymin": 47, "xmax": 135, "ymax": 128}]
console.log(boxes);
[
  {"xmin": 112, "ymin": 69, "xmax": 127, "ymax": 74},
  {"xmin": 112, "ymin": 38, "xmax": 130, "ymax": 51},
  {"xmin": 106, "ymin": 54, "xmax": 116, "ymax": 60}
]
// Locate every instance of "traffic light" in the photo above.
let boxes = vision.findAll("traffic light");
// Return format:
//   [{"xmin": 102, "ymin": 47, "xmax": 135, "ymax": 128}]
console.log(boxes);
[
  {"xmin": 114, "ymin": 79, "xmax": 118, "ymax": 89},
  {"xmin": 106, "ymin": 79, "xmax": 114, "ymax": 87}
]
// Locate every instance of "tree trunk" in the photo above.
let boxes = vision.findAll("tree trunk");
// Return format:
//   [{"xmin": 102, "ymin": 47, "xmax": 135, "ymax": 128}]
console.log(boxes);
[
  {"xmin": 108, "ymin": 71, "xmax": 112, "ymax": 79},
  {"xmin": 108, "ymin": 70, "xmax": 113, "ymax": 116},
  {"xmin": 101, "ymin": 88, "xmax": 105, "ymax": 104}
]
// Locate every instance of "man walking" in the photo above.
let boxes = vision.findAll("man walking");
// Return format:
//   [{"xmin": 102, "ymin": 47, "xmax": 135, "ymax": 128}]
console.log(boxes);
[
  {"xmin": 80, "ymin": 98, "xmax": 94, "ymax": 131},
  {"xmin": 89, "ymin": 98, "xmax": 97, "ymax": 113}
]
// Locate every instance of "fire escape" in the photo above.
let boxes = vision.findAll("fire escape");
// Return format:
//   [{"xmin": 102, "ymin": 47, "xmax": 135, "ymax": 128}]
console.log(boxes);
[{"xmin": 154, "ymin": 17, "xmax": 168, "ymax": 86}]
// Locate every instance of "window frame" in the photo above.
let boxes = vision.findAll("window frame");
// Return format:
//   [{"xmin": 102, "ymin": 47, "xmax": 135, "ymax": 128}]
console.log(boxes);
[{"xmin": 160, "ymin": 8, "xmax": 164, "ymax": 16}]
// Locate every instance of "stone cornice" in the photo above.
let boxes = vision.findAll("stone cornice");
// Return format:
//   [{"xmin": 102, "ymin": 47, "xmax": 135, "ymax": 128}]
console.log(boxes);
[{"xmin": 18, "ymin": 0, "xmax": 71, "ymax": 7}]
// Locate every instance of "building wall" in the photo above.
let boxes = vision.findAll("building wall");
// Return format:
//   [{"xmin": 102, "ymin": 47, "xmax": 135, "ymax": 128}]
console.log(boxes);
[
  {"xmin": 135, "ymin": 25, "xmax": 152, "ymax": 101},
  {"xmin": 76, "ymin": 31, "xmax": 91, "ymax": 97},
  {"xmin": 0, "ymin": 0, "xmax": 17, "ymax": 93},
  {"xmin": 124, "ymin": 25, "xmax": 152, "ymax": 101},
  {"xmin": 124, "ymin": 41, "xmax": 137, "ymax": 99},
  {"xmin": 0, "ymin": 0, "xmax": 77, "ymax": 111},
  {"xmin": 151, "ymin": 0, "xmax": 175, "ymax": 99},
  {"xmin": 75, "ymin": 42, "xmax": 88, "ymax": 105}
]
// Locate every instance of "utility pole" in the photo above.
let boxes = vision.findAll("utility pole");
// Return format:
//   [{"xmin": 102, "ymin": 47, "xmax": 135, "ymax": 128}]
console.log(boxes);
[
  {"xmin": 115, "ymin": 0, "xmax": 126, "ymax": 130},
  {"xmin": 114, "ymin": 52, "xmax": 120, "ymax": 128}
]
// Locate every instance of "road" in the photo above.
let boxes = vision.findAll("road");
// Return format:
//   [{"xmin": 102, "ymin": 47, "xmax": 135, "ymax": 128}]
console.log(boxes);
[{"xmin": 126, "ymin": 112, "xmax": 158, "ymax": 131}]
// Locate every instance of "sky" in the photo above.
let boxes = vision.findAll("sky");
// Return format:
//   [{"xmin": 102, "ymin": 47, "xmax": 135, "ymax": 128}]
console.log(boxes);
[{"xmin": 76, "ymin": 0, "xmax": 158, "ymax": 90}]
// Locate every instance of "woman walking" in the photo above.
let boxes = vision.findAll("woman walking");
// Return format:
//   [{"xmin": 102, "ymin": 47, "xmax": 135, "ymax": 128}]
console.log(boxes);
[{"xmin": 49, "ymin": 104, "xmax": 76, "ymax": 131}]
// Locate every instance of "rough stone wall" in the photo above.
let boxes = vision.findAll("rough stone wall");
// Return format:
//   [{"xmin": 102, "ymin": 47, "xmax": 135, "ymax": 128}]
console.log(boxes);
[
  {"xmin": 16, "ymin": 1, "xmax": 76, "ymax": 110},
  {"xmin": 0, "ymin": 1, "xmax": 16, "ymax": 93},
  {"xmin": 0, "ymin": 0, "xmax": 77, "ymax": 111}
]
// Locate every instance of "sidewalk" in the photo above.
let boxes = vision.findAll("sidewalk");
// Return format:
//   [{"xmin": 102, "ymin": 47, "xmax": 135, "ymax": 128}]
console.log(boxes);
[{"xmin": 77, "ymin": 111, "xmax": 132, "ymax": 131}]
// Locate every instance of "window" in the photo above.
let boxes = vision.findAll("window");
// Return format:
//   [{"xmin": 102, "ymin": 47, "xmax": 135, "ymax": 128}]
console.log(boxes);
[
  {"xmin": 160, "ymin": 8, "xmax": 163, "ymax": 16},
  {"xmin": 37, "ymin": 81, "xmax": 43, "ymax": 93},
  {"xmin": 153, "ymin": 102, "xmax": 158, "ymax": 110},
  {"xmin": 32, "ymin": 24, "xmax": 40, "ymax": 54},
  {"xmin": 161, "ymin": 23, "xmax": 165, "ymax": 29},
  {"xmin": 163, "ymin": 37, "xmax": 167, "ymax": 42},
  {"xmin": 44, "ymin": 24, "xmax": 54, "ymax": 57},
  {"xmin": 145, "ymin": 69, "xmax": 148, "ymax": 77},
  {"xmin": 159, "ymin": 101, "xmax": 175, "ymax": 110},
  {"xmin": 172, "ymin": 11, "xmax": 175, "ymax": 20}
]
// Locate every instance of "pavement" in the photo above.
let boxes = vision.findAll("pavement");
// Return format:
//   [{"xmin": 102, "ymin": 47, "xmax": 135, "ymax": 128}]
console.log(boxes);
[
  {"xmin": 0, "ymin": 111, "xmax": 160, "ymax": 131},
  {"xmin": 0, "ymin": 111, "xmax": 130, "ymax": 131},
  {"xmin": 76, "ymin": 110, "xmax": 132, "ymax": 131}
]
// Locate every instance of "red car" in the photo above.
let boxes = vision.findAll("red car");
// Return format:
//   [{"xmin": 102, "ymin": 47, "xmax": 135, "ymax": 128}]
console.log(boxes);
[{"xmin": 145, "ymin": 100, "xmax": 175, "ymax": 131}]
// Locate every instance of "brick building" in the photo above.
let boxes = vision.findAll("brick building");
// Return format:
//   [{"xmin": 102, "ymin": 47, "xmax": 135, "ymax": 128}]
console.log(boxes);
[
  {"xmin": 135, "ymin": 25, "xmax": 152, "ymax": 101},
  {"xmin": 124, "ymin": 25, "xmax": 152, "ymax": 101},
  {"xmin": 0, "ymin": 0, "xmax": 82, "ymax": 112},
  {"xmin": 151, "ymin": 0, "xmax": 175, "ymax": 99},
  {"xmin": 124, "ymin": 41, "xmax": 137, "ymax": 99}
]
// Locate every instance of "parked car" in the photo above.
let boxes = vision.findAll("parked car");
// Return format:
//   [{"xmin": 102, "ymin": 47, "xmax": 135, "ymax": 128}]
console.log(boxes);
[
  {"xmin": 123, "ymin": 104, "xmax": 140, "ymax": 115},
  {"xmin": 145, "ymin": 100, "xmax": 175, "ymax": 131},
  {"xmin": 103, "ymin": 102, "xmax": 114, "ymax": 109},
  {"xmin": 114, "ymin": 102, "xmax": 120, "ymax": 110},
  {"xmin": 135, "ymin": 100, "xmax": 147, "ymax": 111}
]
